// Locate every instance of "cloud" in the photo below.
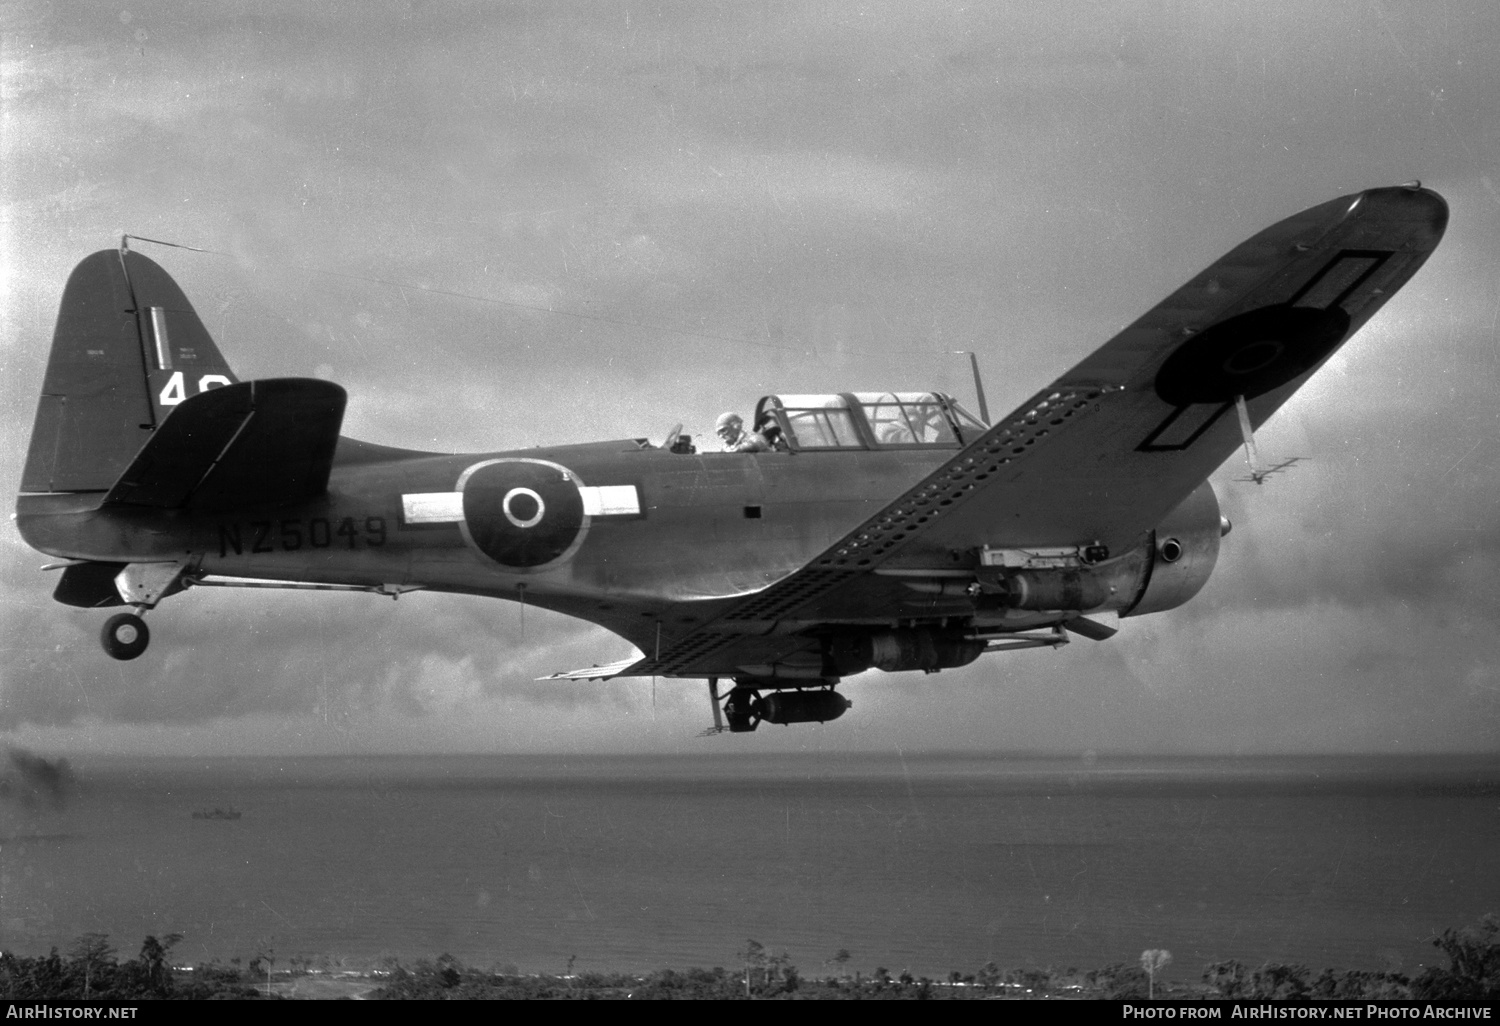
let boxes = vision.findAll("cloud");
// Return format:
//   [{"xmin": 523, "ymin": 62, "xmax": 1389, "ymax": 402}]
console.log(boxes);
[
  {"xmin": 0, "ymin": 747, "xmax": 77, "ymax": 811},
  {"xmin": 0, "ymin": 579, "xmax": 648, "ymax": 733},
  {"xmin": 2, "ymin": 1, "xmax": 1498, "ymax": 756}
]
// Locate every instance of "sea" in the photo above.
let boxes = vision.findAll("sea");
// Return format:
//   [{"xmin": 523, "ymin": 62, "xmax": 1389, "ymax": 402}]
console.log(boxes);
[{"xmin": 2, "ymin": 753, "xmax": 1497, "ymax": 981}]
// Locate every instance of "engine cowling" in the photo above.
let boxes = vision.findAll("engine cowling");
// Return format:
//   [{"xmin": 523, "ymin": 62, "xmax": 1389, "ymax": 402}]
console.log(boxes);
[
  {"xmin": 1121, "ymin": 480, "xmax": 1225, "ymax": 617},
  {"xmin": 795, "ymin": 484, "xmax": 1224, "ymax": 682}
]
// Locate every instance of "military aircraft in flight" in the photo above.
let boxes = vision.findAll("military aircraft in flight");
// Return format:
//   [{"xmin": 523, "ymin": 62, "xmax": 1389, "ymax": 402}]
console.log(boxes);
[{"xmin": 14, "ymin": 184, "xmax": 1447, "ymax": 732}]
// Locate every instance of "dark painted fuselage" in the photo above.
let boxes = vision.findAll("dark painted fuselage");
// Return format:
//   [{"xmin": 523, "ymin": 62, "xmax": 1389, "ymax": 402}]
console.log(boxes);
[{"xmin": 16, "ymin": 438, "xmax": 949, "ymax": 652}]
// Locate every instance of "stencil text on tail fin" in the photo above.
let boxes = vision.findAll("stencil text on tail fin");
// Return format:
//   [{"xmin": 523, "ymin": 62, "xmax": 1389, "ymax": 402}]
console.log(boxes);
[{"xmin": 121, "ymin": 249, "xmax": 239, "ymax": 422}]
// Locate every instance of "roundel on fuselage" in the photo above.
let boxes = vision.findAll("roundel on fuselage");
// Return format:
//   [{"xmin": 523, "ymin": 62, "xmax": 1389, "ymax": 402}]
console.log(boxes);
[{"xmin": 458, "ymin": 458, "xmax": 587, "ymax": 569}]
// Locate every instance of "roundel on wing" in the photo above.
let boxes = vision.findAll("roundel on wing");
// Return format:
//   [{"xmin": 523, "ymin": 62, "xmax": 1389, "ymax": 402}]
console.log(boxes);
[
  {"xmin": 1154, "ymin": 305, "xmax": 1351, "ymax": 407},
  {"xmin": 460, "ymin": 459, "xmax": 586, "ymax": 569}
]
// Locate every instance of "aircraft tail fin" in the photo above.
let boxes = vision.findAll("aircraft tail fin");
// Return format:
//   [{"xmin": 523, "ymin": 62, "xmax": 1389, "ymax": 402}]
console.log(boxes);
[{"xmin": 20, "ymin": 249, "xmax": 239, "ymax": 494}]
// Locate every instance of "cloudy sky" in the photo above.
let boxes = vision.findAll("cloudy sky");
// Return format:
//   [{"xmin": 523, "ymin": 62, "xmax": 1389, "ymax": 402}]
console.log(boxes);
[{"xmin": 2, "ymin": 1, "xmax": 1497, "ymax": 757}]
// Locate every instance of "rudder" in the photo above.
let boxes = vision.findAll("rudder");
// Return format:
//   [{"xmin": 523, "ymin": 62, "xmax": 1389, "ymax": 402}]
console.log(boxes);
[{"xmin": 20, "ymin": 248, "xmax": 238, "ymax": 493}]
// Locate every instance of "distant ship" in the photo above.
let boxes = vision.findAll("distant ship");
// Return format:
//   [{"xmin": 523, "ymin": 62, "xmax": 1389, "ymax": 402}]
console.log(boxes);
[{"xmin": 191, "ymin": 807, "xmax": 242, "ymax": 820}]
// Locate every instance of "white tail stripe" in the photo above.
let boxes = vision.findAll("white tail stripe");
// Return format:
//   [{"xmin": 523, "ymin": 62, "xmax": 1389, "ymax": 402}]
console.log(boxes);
[
  {"xmin": 402, "ymin": 492, "xmax": 465, "ymax": 524},
  {"xmin": 579, "ymin": 484, "xmax": 640, "ymax": 516},
  {"xmin": 150, "ymin": 307, "xmax": 171, "ymax": 370}
]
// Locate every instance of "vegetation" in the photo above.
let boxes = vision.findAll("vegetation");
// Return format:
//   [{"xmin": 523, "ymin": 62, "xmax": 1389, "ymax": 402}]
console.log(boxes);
[
  {"xmin": 0, "ymin": 934, "xmax": 265, "ymax": 1000},
  {"xmin": 1141, "ymin": 949, "xmax": 1172, "ymax": 999},
  {"xmin": 2, "ymin": 917, "xmax": 1496, "ymax": 999},
  {"xmin": 1200, "ymin": 914, "xmax": 1500, "ymax": 1001}
]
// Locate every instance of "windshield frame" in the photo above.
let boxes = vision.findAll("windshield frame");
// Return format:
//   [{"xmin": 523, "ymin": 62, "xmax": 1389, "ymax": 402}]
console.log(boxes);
[{"xmin": 753, "ymin": 392, "xmax": 982, "ymax": 452}]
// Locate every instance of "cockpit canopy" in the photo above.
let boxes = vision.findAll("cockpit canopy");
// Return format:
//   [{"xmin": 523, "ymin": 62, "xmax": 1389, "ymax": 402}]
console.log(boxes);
[{"xmin": 753, "ymin": 392, "xmax": 986, "ymax": 451}]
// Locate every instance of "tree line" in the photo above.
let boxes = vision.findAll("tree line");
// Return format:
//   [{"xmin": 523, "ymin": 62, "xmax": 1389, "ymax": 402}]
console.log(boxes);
[{"xmin": 2, "ymin": 915, "xmax": 1495, "ymax": 1000}]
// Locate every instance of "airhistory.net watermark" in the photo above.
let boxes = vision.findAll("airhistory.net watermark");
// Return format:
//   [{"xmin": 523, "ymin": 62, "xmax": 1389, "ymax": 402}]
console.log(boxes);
[
  {"xmin": 1122, "ymin": 1007, "xmax": 1493, "ymax": 1020},
  {"xmin": 4, "ymin": 1008, "xmax": 138, "ymax": 1019}
]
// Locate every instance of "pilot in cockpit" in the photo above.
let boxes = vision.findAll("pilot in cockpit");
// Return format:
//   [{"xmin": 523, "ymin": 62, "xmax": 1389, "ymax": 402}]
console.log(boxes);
[{"xmin": 715, "ymin": 412, "xmax": 769, "ymax": 453}]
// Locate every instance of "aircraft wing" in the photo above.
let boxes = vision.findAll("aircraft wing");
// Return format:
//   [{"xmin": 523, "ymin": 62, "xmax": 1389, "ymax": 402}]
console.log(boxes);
[
  {"xmin": 836, "ymin": 186, "xmax": 1449, "ymax": 560},
  {"xmin": 572, "ymin": 185, "xmax": 1449, "ymax": 681}
]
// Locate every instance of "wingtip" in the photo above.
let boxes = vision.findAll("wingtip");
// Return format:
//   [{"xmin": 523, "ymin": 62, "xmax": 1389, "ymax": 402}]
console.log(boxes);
[{"xmin": 1342, "ymin": 183, "xmax": 1450, "ymax": 249}]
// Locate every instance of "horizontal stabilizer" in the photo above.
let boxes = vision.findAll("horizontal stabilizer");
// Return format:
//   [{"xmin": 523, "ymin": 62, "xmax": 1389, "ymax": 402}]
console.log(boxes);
[
  {"xmin": 52, "ymin": 561, "xmax": 128, "ymax": 608},
  {"xmin": 538, "ymin": 655, "xmax": 648, "ymax": 682},
  {"xmin": 103, "ymin": 378, "xmax": 346, "ymax": 510}
]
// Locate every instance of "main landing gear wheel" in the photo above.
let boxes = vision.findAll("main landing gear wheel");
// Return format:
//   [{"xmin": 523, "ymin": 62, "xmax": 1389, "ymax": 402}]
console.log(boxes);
[
  {"xmin": 101, "ymin": 613, "xmax": 150, "ymax": 660},
  {"xmin": 723, "ymin": 686, "xmax": 761, "ymax": 733}
]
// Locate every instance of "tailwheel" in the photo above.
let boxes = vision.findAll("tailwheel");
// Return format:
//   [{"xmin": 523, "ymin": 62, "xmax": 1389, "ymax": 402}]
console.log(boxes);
[{"xmin": 101, "ymin": 612, "xmax": 150, "ymax": 660}]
